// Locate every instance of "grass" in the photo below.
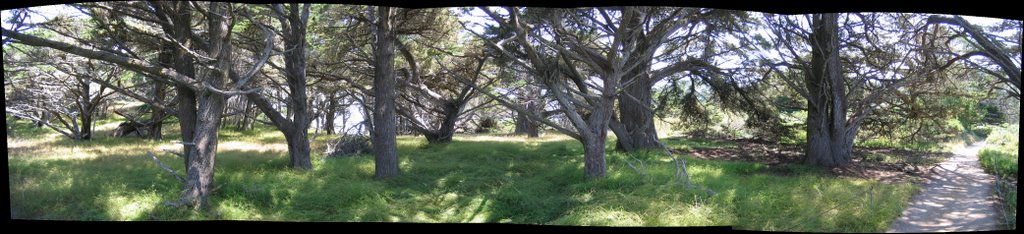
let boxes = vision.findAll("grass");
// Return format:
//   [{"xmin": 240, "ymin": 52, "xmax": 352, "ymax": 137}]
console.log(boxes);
[
  {"xmin": 8, "ymin": 118, "xmax": 916, "ymax": 231},
  {"xmin": 977, "ymin": 124, "xmax": 1018, "ymax": 230},
  {"xmin": 979, "ymin": 124, "xmax": 1019, "ymax": 180}
]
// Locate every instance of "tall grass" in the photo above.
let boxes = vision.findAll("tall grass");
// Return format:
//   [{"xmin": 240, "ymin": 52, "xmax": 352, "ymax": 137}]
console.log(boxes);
[
  {"xmin": 977, "ymin": 124, "xmax": 1018, "ymax": 229},
  {"xmin": 8, "ymin": 118, "xmax": 914, "ymax": 231}
]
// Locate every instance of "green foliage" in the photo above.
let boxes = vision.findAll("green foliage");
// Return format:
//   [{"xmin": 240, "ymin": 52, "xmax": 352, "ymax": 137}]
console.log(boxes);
[
  {"xmin": 9, "ymin": 123, "xmax": 915, "ymax": 231},
  {"xmin": 979, "ymin": 124, "xmax": 1019, "ymax": 180},
  {"xmin": 5, "ymin": 116, "xmax": 54, "ymax": 138},
  {"xmin": 979, "ymin": 149, "xmax": 1018, "ymax": 180},
  {"xmin": 972, "ymin": 125, "xmax": 994, "ymax": 138},
  {"xmin": 978, "ymin": 124, "xmax": 1018, "ymax": 229}
]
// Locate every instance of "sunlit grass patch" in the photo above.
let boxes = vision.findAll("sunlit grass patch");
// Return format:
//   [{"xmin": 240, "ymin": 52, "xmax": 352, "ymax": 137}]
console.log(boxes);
[{"xmin": 104, "ymin": 191, "xmax": 161, "ymax": 220}]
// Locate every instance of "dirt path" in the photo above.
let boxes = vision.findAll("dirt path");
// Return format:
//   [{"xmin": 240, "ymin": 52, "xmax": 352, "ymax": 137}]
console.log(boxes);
[{"xmin": 886, "ymin": 142, "xmax": 1002, "ymax": 232}]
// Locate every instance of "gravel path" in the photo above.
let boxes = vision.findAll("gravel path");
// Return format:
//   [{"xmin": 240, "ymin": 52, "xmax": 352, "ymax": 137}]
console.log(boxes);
[{"xmin": 886, "ymin": 142, "xmax": 1001, "ymax": 232}]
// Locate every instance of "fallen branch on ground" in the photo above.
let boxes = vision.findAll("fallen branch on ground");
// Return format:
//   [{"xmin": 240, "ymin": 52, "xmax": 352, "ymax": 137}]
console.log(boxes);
[{"xmin": 147, "ymin": 151, "xmax": 185, "ymax": 183}]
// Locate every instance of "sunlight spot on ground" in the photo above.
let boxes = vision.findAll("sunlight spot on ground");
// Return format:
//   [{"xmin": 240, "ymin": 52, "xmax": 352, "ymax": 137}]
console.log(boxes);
[
  {"xmin": 455, "ymin": 133, "xmax": 576, "ymax": 142},
  {"xmin": 105, "ymin": 192, "xmax": 159, "ymax": 220},
  {"xmin": 217, "ymin": 141, "xmax": 289, "ymax": 153}
]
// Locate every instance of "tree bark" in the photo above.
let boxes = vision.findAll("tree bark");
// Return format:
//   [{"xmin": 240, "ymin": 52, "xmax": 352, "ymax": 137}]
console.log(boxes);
[
  {"xmin": 372, "ymin": 6, "xmax": 400, "ymax": 179},
  {"xmin": 423, "ymin": 101, "xmax": 462, "ymax": 143},
  {"xmin": 166, "ymin": 2, "xmax": 198, "ymax": 169},
  {"xmin": 927, "ymin": 16, "xmax": 1021, "ymax": 98},
  {"xmin": 583, "ymin": 94, "xmax": 615, "ymax": 178},
  {"xmin": 615, "ymin": 64, "xmax": 661, "ymax": 151},
  {"xmin": 150, "ymin": 43, "xmax": 174, "ymax": 140},
  {"xmin": 324, "ymin": 95, "xmax": 338, "ymax": 135},
  {"xmin": 804, "ymin": 14, "xmax": 853, "ymax": 168},
  {"xmin": 179, "ymin": 2, "xmax": 231, "ymax": 209},
  {"xmin": 279, "ymin": 3, "xmax": 313, "ymax": 170},
  {"xmin": 77, "ymin": 77, "xmax": 94, "ymax": 140},
  {"xmin": 513, "ymin": 85, "xmax": 541, "ymax": 137}
]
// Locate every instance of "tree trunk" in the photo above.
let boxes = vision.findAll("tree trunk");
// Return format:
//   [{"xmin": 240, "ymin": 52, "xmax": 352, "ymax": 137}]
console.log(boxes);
[
  {"xmin": 513, "ymin": 85, "xmax": 541, "ymax": 137},
  {"xmin": 81, "ymin": 107, "xmax": 92, "ymax": 140},
  {"xmin": 324, "ymin": 96, "xmax": 337, "ymax": 135},
  {"xmin": 514, "ymin": 102, "xmax": 540, "ymax": 137},
  {"xmin": 180, "ymin": 2, "xmax": 231, "ymax": 209},
  {"xmin": 281, "ymin": 3, "xmax": 313, "ymax": 171},
  {"xmin": 582, "ymin": 135, "xmax": 608, "ymax": 178},
  {"xmin": 150, "ymin": 43, "xmax": 173, "ymax": 140},
  {"xmin": 180, "ymin": 90, "xmax": 224, "ymax": 209},
  {"xmin": 285, "ymin": 129, "xmax": 313, "ymax": 169},
  {"xmin": 155, "ymin": 1, "xmax": 199, "ymax": 170},
  {"xmin": 614, "ymin": 37, "xmax": 661, "ymax": 152},
  {"xmin": 583, "ymin": 91, "xmax": 615, "ymax": 178},
  {"xmin": 615, "ymin": 68, "xmax": 660, "ymax": 151},
  {"xmin": 424, "ymin": 101, "xmax": 462, "ymax": 144},
  {"xmin": 804, "ymin": 13, "xmax": 852, "ymax": 168},
  {"xmin": 372, "ymin": 6, "xmax": 400, "ymax": 179},
  {"xmin": 78, "ymin": 77, "xmax": 93, "ymax": 140}
]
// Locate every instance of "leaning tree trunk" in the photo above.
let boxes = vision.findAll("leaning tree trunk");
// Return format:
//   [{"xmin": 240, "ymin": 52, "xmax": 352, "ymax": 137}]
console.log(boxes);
[
  {"xmin": 372, "ymin": 6, "xmax": 400, "ymax": 179},
  {"xmin": 615, "ymin": 65, "xmax": 661, "ymax": 152},
  {"xmin": 804, "ymin": 13, "xmax": 852, "ymax": 168}
]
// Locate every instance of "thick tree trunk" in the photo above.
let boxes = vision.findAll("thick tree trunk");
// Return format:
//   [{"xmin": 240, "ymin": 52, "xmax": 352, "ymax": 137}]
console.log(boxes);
[
  {"xmin": 285, "ymin": 129, "xmax": 313, "ymax": 169},
  {"xmin": 282, "ymin": 3, "xmax": 313, "ymax": 171},
  {"xmin": 180, "ymin": 90, "xmax": 224, "ymax": 209},
  {"xmin": 582, "ymin": 135, "xmax": 608, "ymax": 178},
  {"xmin": 241, "ymin": 101, "xmax": 255, "ymax": 131},
  {"xmin": 804, "ymin": 14, "xmax": 852, "ymax": 168},
  {"xmin": 423, "ymin": 102, "xmax": 462, "ymax": 144},
  {"xmin": 583, "ymin": 93, "xmax": 615, "ymax": 178},
  {"xmin": 514, "ymin": 102, "xmax": 540, "ymax": 137},
  {"xmin": 80, "ymin": 108, "xmax": 92, "ymax": 140},
  {"xmin": 513, "ymin": 85, "xmax": 541, "ymax": 137},
  {"xmin": 513, "ymin": 111, "xmax": 536, "ymax": 136},
  {"xmin": 372, "ymin": 6, "xmax": 400, "ymax": 179},
  {"xmin": 615, "ymin": 69, "xmax": 660, "ymax": 151},
  {"xmin": 180, "ymin": 2, "xmax": 231, "ymax": 209}
]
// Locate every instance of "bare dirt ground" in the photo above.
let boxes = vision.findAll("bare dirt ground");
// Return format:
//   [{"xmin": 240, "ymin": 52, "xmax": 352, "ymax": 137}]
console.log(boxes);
[{"xmin": 885, "ymin": 143, "xmax": 1001, "ymax": 232}]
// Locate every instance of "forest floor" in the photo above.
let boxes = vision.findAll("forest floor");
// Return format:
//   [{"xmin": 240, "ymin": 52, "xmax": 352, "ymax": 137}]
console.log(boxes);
[{"xmin": 885, "ymin": 142, "xmax": 1002, "ymax": 232}]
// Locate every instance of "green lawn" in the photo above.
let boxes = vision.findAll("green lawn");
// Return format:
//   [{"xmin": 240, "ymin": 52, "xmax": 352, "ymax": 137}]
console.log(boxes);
[{"xmin": 8, "ymin": 119, "xmax": 915, "ymax": 232}]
